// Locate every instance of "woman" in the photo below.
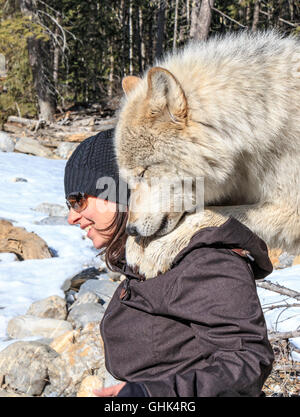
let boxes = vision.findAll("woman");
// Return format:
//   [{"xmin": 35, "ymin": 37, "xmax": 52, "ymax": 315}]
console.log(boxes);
[{"xmin": 64, "ymin": 128, "xmax": 274, "ymax": 397}]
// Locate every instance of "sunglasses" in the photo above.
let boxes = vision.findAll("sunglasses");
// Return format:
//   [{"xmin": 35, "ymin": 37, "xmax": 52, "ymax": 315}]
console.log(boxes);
[{"xmin": 66, "ymin": 192, "xmax": 88, "ymax": 213}]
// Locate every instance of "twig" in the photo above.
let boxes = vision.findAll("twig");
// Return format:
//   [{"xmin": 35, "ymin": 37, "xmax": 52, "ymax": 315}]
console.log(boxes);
[
  {"xmin": 268, "ymin": 330, "xmax": 300, "ymax": 342},
  {"xmin": 211, "ymin": 7, "xmax": 248, "ymax": 28},
  {"xmin": 259, "ymin": 9, "xmax": 298, "ymax": 27},
  {"xmin": 257, "ymin": 280, "xmax": 300, "ymax": 300},
  {"xmin": 273, "ymin": 364, "xmax": 300, "ymax": 372},
  {"xmin": 264, "ymin": 303, "xmax": 300, "ymax": 312},
  {"xmin": 15, "ymin": 102, "xmax": 21, "ymax": 118}
]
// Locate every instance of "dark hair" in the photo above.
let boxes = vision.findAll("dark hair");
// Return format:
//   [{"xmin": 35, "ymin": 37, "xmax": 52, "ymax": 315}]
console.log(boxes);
[{"xmin": 97, "ymin": 205, "xmax": 128, "ymax": 271}]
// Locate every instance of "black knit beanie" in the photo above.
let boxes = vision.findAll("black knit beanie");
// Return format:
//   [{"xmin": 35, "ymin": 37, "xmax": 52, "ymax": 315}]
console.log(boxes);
[{"xmin": 64, "ymin": 128, "xmax": 129, "ymax": 206}]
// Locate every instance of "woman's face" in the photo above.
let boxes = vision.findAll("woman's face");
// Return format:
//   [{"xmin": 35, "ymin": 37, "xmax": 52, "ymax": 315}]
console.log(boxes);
[{"xmin": 67, "ymin": 195, "xmax": 118, "ymax": 249}]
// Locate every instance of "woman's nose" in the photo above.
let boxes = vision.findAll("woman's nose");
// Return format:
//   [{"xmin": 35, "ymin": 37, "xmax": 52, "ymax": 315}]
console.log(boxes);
[{"xmin": 67, "ymin": 209, "xmax": 82, "ymax": 225}]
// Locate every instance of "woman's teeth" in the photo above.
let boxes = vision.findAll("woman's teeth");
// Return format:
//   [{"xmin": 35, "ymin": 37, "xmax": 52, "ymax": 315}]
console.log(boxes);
[{"xmin": 85, "ymin": 225, "xmax": 92, "ymax": 232}]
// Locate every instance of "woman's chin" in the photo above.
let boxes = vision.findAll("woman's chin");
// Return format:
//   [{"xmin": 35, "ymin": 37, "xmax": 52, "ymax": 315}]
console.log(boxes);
[{"xmin": 89, "ymin": 235, "xmax": 107, "ymax": 250}]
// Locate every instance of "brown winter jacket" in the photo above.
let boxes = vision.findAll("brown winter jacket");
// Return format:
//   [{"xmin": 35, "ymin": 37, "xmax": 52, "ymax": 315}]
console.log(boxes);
[{"xmin": 100, "ymin": 217, "xmax": 274, "ymax": 397}]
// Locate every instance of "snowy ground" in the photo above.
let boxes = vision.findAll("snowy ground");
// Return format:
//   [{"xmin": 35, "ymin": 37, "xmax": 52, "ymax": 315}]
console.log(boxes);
[
  {"xmin": 0, "ymin": 151, "xmax": 300, "ymax": 360},
  {"xmin": 0, "ymin": 152, "xmax": 104, "ymax": 351}
]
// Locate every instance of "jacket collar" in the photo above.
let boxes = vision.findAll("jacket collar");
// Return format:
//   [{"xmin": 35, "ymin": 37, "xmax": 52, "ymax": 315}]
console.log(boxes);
[{"xmin": 117, "ymin": 216, "xmax": 272, "ymax": 281}]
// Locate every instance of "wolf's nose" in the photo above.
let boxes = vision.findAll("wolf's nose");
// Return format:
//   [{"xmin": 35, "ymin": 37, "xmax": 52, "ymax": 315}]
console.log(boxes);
[{"xmin": 126, "ymin": 224, "xmax": 139, "ymax": 236}]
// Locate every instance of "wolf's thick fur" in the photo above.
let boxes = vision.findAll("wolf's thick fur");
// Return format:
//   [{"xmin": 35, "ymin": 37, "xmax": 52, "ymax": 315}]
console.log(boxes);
[{"xmin": 114, "ymin": 31, "xmax": 300, "ymax": 274}]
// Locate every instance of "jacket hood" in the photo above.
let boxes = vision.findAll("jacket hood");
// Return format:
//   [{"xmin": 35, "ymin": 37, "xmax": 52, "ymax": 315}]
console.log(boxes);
[{"xmin": 172, "ymin": 216, "xmax": 273, "ymax": 280}]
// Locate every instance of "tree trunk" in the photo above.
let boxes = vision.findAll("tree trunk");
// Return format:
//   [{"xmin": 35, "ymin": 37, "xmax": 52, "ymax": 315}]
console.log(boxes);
[
  {"xmin": 252, "ymin": 1, "xmax": 260, "ymax": 31},
  {"xmin": 137, "ymin": 6, "xmax": 144, "ymax": 73},
  {"xmin": 147, "ymin": 8, "xmax": 154, "ymax": 66},
  {"xmin": 53, "ymin": 15, "xmax": 60, "ymax": 90},
  {"xmin": 121, "ymin": 0, "xmax": 128, "ymax": 76},
  {"xmin": 108, "ymin": 43, "xmax": 114, "ymax": 98},
  {"xmin": 129, "ymin": 0, "xmax": 133, "ymax": 75},
  {"xmin": 190, "ymin": 0, "xmax": 214, "ymax": 41},
  {"xmin": 20, "ymin": 0, "xmax": 56, "ymax": 122},
  {"xmin": 187, "ymin": 0, "xmax": 190, "ymax": 26},
  {"xmin": 155, "ymin": 0, "xmax": 166, "ymax": 60},
  {"xmin": 139, "ymin": 7, "xmax": 146, "ymax": 71},
  {"xmin": 246, "ymin": 2, "xmax": 251, "ymax": 26},
  {"xmin": 173, "ymin": 0, "xmax": 179, "ymax": 50},
  {"xmin": 190, "ymin": 0, "xmax": 201, "ymax": 39},
  {"xmin": 288, "ymin": 0, "xmax": 294, "ymax": 21}
]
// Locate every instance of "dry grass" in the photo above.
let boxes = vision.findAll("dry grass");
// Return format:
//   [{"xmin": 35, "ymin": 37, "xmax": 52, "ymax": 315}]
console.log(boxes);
[{"xmin": 263, "ymin": 339, "xmax": 300, "ymax": 397}]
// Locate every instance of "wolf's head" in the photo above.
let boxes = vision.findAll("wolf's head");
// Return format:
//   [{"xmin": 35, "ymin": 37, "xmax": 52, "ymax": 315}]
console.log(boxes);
[{"xmin": 114, "ymin": 68, "xmax": 231, "ymax": 238}]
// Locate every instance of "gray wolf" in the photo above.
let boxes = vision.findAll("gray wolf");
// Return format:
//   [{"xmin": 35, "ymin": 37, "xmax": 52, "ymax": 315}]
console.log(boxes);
[{"xmin": 114, "ymin": 30, "xmax": 300, "ymax": 271}]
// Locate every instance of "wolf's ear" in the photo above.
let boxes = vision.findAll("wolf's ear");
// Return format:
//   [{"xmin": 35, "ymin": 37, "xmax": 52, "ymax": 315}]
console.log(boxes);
[
  {"xmin": 122, "ymin": 76, "xmax": 142, "ymax": 96},
  {"xmin": 147, "ymin": 67, "xmax": 187, "ymax": 123}
]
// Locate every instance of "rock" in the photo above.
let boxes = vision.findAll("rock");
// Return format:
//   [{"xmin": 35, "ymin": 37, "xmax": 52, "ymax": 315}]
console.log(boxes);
[
  {"xmin": 65, "ymin": 290, "xmax": 77, "ymax": 308},
  {"xmin": 26, "ymin": 295, "xmax": 67, "ymax": 320},
  {"xmin": 98, "ymin": 369, "xmax": 121, "ymax": 388},
  {"xmin": 45, "ymin": 322, "xmax": 105, "ymax": 396},
  {"xmin": 67, "ymin": 303, "xmax": 105, "ymax": 329},
  {"xmin": 77, "ymin": 375, "xmax": 103, "ymax": 397},
  {"xmin": 34, "ymin": 216, "xmax": 69, "ymax": 225},
  {"xmin": 55, "ymin": 142, "xmax": 79, "ymax": 159},
  {"xmin": 0, "ymin": 219, "xmax": 52, "ymax": 260},
  {"xmin": 7, "ymin": 315, "xmax": 73, "ymax": 339},
  {"xmin": 0, "ymin": 389, "xmax": 31, "ymax": 397},
  {"xmin": 14, "ymin": 137, "xmax": 53, "ymax": 158},
  {"xmin": 78, "ymin": 279, "xmax": 119, "ymax": 304},
  {"xmin": 0, "ymin": 132, "xmax": 15, "ymax": 152},
  {"xmin": 278, "ymin": 252, "xmax": 295, "ymax": 268},
  {"xmin": 292, "ymin": 255, "xmax": 300, "ymax": 266},
  {"xmin": 267, "ymin": 248, "xmax": 282, "ymax": 269},
  {"xmin": 61, "ymin": 267, "xmax": 103, "ymax": 292},
  {"xmin": 12, "ymin": 177, "xmax": 27, "ymax": 182},
  {"xmin": 71, "ymin": 291, "xmax": 101, "ymax": 308},
  {"xmin": 63, "ymin": 133, "xmax": 92, "ymax": 143},
  {"xmin": 48, "ymin": 329, "xmax": 78, "ymax": 355},
  {"xmin": 33, "ymin": 202, "xmax": 68, "ymax": 217},
  {"xmin": 107, "ymin": 270, "xmax": 122, "ymax": 281},
  {"xmin": 0, "ymin": 341, "xmax": 58, "ymax": 396},
  {"xmin": 33, "ymin": 337, "xmax": 54, "ymax": 345},
  {"xmin": 0, "ymin": 252, "xmax": 18, "ymax": 262}
]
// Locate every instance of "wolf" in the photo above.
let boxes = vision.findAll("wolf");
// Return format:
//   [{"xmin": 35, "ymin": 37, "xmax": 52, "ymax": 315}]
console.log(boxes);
[{"xmin": 114, "ymin": 31, "xmax": 300, "ymax": 277}]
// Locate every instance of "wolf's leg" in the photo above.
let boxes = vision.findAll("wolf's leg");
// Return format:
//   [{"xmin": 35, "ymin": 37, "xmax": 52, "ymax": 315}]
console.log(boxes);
[{"xmin": 208, "ymin": 202, "xmax": 300, "ymax": 253}]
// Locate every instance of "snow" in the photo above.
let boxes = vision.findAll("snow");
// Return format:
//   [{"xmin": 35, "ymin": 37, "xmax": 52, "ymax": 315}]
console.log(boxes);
[
  {"xmin": 257, "ymin": 266, "xmax": 300, "ymax": 361},
  {"xmin": 0, "ymin": 151, "xmax": 103, "ymax": 351},
  {"xmin": 0, "ymin": 151, "xmax": 300, "ymax": 361}
]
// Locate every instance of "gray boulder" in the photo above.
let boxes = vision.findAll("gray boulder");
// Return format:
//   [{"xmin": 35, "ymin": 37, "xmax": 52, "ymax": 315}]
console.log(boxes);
[
  {"xmin": 34, "ymin": 216, "xmax": 69, "ymax": 225},
  {"xmin": 0, "ymin": 132, "xmax": 14, "ymax": 152},
  {"xmin": 12, "ymin": 177, "xmax": 27, "ymax": 182},
  {"xmin": 7, "ymin": 315, "xmax": 73, "ymax": 339},
  {"xmin": 44, "ymin": 322, "xmax": 105, "ymax": 397},
  {"xmin": 14, "ymin": 136, "xmax": 53, "ymax": 158},
  {"xmin": 55, "ymin": 142, "xmax": 79, "ymax": 159},
  {"xmin": 78, "ymin": 279, "xmax": 119, "ymax": 304},
  {"xmin": 0, "ymin": 341, "xmax": 58, "ymax": 396},
  {"xmin": 67, "ymin": 303, "xmax": 105, "ymax": 329},
  {"xmin": 26, "ymin": 295, "xmax": 67, "ymax": 320},
  {"xmin": 33, "ymin": 202, "xmax": 68, "ymax": 217}
]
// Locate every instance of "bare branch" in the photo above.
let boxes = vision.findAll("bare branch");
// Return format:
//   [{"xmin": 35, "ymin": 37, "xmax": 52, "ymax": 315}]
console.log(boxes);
[
  {"xmin": 263, "ymin": 303, "xmax": 300, "ymax": 312},
  {"xmin": 257, "ymin": 280, "xmax": 300, "ymax": 300},
  {"xmin": 259, "ymin": 9, "xmax": 298, "ymax": 27},
  {"xmin": 211, "ymin": 7, "xmax": 248, "ymax": 28},
  {"xmin": 268, "ymin": 330, "xmax": 300, "ymax": 341}
]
